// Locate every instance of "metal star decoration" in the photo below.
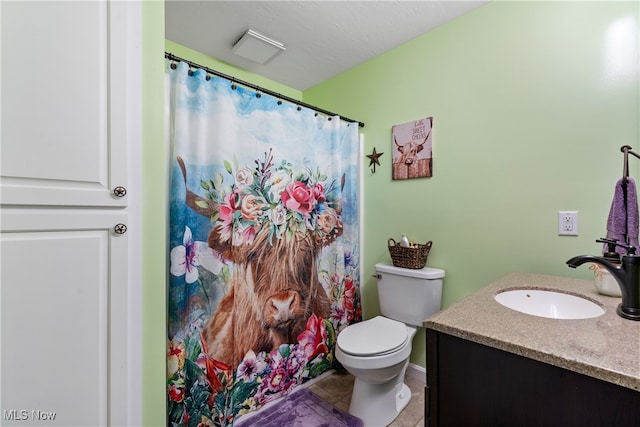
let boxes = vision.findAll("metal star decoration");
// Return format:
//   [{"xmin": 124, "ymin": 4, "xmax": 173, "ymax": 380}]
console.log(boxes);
[{"xmin": 366, "ymin": 147, "xmax": 384, "ymax": 174}]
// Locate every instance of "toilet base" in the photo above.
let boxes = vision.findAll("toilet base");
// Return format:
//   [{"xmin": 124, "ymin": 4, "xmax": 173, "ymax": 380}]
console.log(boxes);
[{"xmin": 348, "ymin": 370, "xmax": 411, "ymax": 427}]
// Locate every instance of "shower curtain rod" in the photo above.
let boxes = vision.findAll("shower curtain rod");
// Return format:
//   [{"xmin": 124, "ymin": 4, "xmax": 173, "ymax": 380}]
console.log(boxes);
[{"xmin": 165, "ymin": 52, "xmax": 365, "ymax": 128}]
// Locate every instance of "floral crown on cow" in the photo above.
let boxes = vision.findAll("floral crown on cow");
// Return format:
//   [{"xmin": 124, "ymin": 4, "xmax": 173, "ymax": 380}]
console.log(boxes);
[{"xmin": 198, "ymin": 149, "xmax": 343, "ymax": 246}]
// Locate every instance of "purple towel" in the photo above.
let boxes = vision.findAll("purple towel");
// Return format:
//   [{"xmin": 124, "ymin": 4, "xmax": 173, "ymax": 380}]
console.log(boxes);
[{"xmin": 605, "ymin": 178, "xmax": 639, "ymax": 255}]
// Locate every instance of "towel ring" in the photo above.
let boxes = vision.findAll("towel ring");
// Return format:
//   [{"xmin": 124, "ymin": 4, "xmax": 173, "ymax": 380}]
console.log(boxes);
[
  {"xmin": 620, "ymin": 145, "xmax": 640, "ymax": 183},
  {"xmin": 623, "ymin": 147, "xmax": 629, "ymax": 182}
]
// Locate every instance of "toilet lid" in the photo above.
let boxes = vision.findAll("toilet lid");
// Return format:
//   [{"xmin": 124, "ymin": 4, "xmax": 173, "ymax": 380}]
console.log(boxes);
[{"xmin": 337, "ymin": 316, "xmax": 408, "ymax": 356}]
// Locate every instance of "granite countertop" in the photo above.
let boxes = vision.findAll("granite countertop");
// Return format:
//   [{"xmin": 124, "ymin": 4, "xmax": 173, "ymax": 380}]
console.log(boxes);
[{"xmin": 423, "ymin": 272, "xmax": 640, "ymax": 392}]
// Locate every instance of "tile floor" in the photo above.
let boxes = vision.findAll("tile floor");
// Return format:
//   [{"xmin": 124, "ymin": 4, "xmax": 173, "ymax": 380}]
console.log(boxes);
[{"xmin": 307, "ymin": 371, "xmax": 425, "ymax": 427}]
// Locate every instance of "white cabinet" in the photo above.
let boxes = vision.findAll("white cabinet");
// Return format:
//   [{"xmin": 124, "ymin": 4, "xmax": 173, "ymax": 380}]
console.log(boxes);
[
  {"xmin": 1, "ymin": 210, "xmax": 129, "ymax": 427},
  {"xmin": 0, "ymin": 1, "xmax": 141, "ymax": 426},
  {"xmin": 1, "ymin": 0, "xmax": 130, "ymax": 207}
]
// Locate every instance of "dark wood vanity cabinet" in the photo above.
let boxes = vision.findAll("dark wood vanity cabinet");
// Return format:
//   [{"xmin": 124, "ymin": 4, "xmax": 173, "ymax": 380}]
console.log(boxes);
[{"xmin": 426, "ymin": 329, "xmax": 640, "ymax": 427}]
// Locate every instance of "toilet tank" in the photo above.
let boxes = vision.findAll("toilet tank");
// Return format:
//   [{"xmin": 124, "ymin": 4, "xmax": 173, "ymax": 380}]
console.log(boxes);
[{"xmin": 375, "ymin": 262, "xmax": 445, "ymax": 327}]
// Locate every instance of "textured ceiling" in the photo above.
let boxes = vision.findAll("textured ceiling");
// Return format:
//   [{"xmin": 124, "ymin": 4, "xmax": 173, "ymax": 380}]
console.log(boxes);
[{"xmin": 165, "ymin": 1, "xmax": 490, "ymax": 91}]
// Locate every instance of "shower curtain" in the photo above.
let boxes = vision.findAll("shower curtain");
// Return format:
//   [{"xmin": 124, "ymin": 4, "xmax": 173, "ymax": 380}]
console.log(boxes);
[{"xmin": 166, "ymin": 61, "xmax": 362, "ymax": 426}]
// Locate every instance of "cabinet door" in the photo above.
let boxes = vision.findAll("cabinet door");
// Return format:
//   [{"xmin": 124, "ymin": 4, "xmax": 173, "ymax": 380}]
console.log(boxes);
[
  {"xmin": 426, "ymin": 330, "xmax": 640, "ymax": 426},
  {"xmin": 0, "ymin": 209, "xmax": 129, "ymax": 427},
  {"xmin": 0, "ymin": 0, "xmax": 129, "ymax": 207}
]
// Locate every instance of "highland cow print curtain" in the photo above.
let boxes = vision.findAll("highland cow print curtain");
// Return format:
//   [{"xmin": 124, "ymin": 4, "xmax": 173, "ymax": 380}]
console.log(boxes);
[{"xmin": 166, "ymin": 60, "xmax": 362, "ymax": 426}]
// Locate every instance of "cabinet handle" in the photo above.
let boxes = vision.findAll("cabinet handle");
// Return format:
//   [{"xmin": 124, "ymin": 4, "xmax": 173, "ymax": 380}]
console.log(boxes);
[
  {"xmin": 113, "ymin": 186, "xmax": 127, "ymax": 197},
  {"xmin": 114, "ymin": 223, "xmax": 127, "ymax": 235}
]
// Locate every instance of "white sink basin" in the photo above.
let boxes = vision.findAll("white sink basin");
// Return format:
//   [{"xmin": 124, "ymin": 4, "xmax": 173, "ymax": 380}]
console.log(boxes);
[{"xmin": 494, "ymin": 289, "xmax": 605, "ymax": 319}]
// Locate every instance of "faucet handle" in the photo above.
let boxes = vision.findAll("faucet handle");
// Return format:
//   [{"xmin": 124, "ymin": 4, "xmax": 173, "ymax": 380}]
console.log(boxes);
[
  {"xmin": 597, "ymin": 237, "xmax": 619, "ymax": 245},
  {"xmin": 596, "ymin": 238, "xmax": 636, "ymax": 255}
]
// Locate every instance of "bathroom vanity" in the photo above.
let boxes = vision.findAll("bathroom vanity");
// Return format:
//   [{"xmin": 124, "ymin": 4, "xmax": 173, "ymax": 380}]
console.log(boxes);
[{"xmin": 424, "ymin": 273, "xmax": 640, "ymax": 426}]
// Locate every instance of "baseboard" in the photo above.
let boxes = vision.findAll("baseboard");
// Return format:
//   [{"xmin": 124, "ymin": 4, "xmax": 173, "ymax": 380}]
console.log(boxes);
[{"xmin": 406, "ymin": 362, "xmax": 426, "ymax": 384}]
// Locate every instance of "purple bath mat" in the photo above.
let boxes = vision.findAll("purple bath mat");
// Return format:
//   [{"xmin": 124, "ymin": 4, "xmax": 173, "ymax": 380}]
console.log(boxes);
[{"xmin": 239, "ymin": 388, "xmax": 363, "ymax": 427}]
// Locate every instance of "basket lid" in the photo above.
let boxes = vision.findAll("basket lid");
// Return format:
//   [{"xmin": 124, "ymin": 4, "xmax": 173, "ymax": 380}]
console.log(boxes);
[{"xmin": 375, "ymin": 262, "xmax": 445, "ymax": 279}]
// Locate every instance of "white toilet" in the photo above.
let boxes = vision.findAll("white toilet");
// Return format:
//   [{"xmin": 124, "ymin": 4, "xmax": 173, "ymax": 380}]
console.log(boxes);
[{"xmin": 335, "ymin": 262, "xmax": 445, "ymax": 427}]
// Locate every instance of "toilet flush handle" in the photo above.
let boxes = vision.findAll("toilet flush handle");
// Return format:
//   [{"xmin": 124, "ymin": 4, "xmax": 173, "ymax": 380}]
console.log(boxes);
[{"xmin": 372, "ymin": 274, "xmax": 382, "ymax": 279}]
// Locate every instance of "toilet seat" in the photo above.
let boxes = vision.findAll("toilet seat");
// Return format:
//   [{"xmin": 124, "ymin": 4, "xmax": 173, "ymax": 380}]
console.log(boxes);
[{"xmin": 337, "ymin": 316, "xmax": 408, "ymax": 356}]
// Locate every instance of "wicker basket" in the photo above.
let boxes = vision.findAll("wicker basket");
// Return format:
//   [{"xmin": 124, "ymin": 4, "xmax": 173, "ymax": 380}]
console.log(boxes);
[{"xmin": 387, "ymin": 238, "xmax": 432, "ymax": 269}]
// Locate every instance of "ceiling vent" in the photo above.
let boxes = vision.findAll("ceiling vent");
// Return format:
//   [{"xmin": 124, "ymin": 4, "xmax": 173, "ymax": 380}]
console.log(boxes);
[{"xmin": 232, "ymin": 29, "xmax": 286, "ymax": 64}]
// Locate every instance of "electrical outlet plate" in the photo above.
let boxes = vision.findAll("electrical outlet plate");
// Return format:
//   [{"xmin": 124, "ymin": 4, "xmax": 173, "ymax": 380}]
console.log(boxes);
[{"xmin": 558, "ymin": 211, "xmax": 578, "ymax": 236}]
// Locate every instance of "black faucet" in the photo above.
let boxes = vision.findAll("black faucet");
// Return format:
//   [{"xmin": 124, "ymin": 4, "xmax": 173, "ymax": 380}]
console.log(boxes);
[{"xmin": 566, "ymin": 238, "xmax": 640, "ymax": 321}]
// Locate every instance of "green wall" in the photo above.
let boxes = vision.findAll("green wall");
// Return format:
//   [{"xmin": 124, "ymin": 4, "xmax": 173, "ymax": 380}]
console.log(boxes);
[
  {"xmin": 142, "ymin": 1, "xmax": 165, "ymax": 426},
  {"xmin": 165, "ymin": 40, "xmax": 303, "ymax": 100},
  {"xmin": 304, "ymin": 0, "xmax": 639, "ymax": 368},
  {"xmin": 146, "ymin": 1, "xmax": 639, "ymax": 424}
]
